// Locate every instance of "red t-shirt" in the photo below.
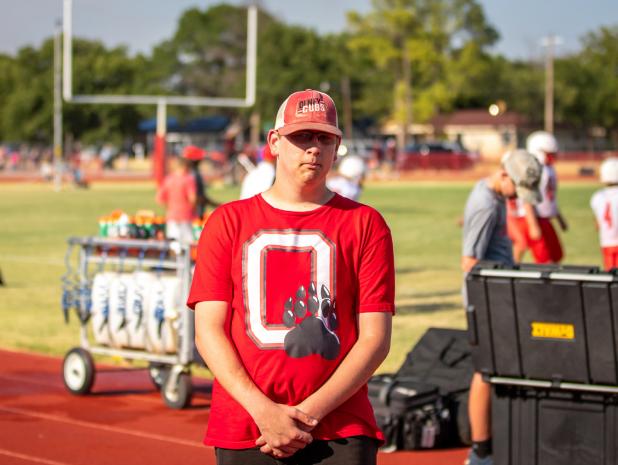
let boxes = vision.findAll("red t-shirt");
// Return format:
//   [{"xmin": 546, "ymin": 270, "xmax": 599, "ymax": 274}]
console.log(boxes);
[
  {"xmin": 157, "ymin": 172, "xmax": 196, "ymax": 222},
  {"xmin": 187, "ymin": 193, "xmax": 395, "ymax": 449}
]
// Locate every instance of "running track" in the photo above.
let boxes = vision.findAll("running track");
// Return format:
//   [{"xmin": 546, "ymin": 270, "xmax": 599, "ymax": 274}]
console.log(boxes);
[{"xmin": 0, "ymin": 349, "xmax": 468, "ymax": 465}]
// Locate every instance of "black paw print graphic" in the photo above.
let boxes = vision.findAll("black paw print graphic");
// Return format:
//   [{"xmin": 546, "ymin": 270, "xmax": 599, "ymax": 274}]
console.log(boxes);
[{"xmin": 282, "ymin": 282, "xmax": 340, "ymax": 360}]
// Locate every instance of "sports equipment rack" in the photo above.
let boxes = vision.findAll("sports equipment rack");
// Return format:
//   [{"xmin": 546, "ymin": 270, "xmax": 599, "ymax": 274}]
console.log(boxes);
[{"xmin": 61, "ymin": 236, "xmax": 198, "ymax": 409}]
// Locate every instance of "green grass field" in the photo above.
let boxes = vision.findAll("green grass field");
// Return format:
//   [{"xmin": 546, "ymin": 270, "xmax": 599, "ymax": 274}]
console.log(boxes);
[{"xmin": 0, "ymin": 180, "xmax": 602, "ymax": 373}]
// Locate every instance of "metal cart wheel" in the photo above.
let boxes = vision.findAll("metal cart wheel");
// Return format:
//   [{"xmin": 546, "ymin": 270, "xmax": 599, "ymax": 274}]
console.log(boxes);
[
  {"xmin": 62, "ymin": 347, "xmax": 95, "ymax": 395},
  {"xmin": 161, "ymin": 371, "xmax": 193, "ymax": 409},
  {"xmin": 148, "ymin": 362, "xmax": 170, "ymax": 390}
]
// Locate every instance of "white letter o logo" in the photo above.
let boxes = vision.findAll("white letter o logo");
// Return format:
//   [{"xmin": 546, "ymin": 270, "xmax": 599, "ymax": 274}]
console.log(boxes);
[{"xmin": 242, "ymin": 230, "xmax": 335, "ymax": 349}]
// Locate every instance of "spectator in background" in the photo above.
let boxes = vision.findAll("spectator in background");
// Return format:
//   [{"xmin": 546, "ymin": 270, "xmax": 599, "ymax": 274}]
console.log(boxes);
[
  {"xmin": 40, "ymin": 152, "xmax": 53, "ymax": 182},
  {"xmin": 182, "ymin": 145, "xmax": 220, "ymax": 218},
  {"xmin": 384, "ymin": 138, "xmax": 397, "ymax": 170},
  {"xmin": 8, "ymin": 147, "xmax": 21, "ymax": 171},
  {"xmin": 591, "ymin": 157, "xmax": 618, "ymax": 270},
  {"xmin": 239, "ymin": 143, "xmax": 276, "ymax": 199},
  {"xmin": 156, "ymin": 155, "xmax": 196, "ymax": 243},
  {"xmin": 0, "ymin": 146, "xmax": 6, "ymax": 170},
  {"xmin": 370, "ymin": 140, "xmax": 383, "ymax": 170},
  {"xmin": 223, "ymin": 133, "xmax": 239, "ymax": 185},
  {"xmin": 100, "ymin": 143, "xmax": 116, "ymax": 169},
  {"xmin": 69, "ymin": 149, "xmax": 88, "ymax": 188},
  {"xmin": 326, "ymin": 155, "xmax": 366, "ymax": 201}
]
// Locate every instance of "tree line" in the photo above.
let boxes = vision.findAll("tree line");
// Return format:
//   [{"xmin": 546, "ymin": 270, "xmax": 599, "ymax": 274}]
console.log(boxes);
[{"xmin": 0, "ymin": 0, "xmax": 616, "ymax": 148}]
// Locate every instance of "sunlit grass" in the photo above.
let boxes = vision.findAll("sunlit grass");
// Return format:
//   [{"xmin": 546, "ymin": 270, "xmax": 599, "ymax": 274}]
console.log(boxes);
[{"xmin": 0, "ymin": 180, "xmax": 602, "ymax": 374}]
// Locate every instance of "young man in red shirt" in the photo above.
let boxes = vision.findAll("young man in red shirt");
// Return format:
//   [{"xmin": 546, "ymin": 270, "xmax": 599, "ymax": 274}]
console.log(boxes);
[{"xmin": 187, "ymin": 89, "xmax": 395, "ymax": 465}]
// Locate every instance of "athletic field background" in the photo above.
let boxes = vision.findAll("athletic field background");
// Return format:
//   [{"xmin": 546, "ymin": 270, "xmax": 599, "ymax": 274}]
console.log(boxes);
[{"xmin": 0, "ymin": 180, "xmax": 602, "ymax": 373}]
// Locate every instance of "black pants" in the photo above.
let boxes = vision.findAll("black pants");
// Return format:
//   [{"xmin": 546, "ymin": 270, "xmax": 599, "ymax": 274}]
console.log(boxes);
[{"xmin": 215, "ymin": 435, "xmax": 378, "ymax": 465}]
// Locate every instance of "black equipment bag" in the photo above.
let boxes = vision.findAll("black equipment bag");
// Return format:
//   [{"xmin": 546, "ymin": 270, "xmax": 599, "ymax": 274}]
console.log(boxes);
[
  {"xmin": 369, "ymin": 374, "xmax": 444, "ymax": 450},
  {"xmin": 397, "ymin": 327, "xmax": 474, "ymax": 395},
  {"xmin": 369, "ymin": 328, "xmax": 474, "ymax": 451}
]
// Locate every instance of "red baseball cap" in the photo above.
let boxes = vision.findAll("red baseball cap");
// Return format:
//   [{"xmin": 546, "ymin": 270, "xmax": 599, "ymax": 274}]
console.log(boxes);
[
  {"xmin": 274, "ymin": 89, "xmax": 342, "ymax": 137},
  {"xmin": 182, "ymin": 145, "xmax": 206, "ymax": 161}
]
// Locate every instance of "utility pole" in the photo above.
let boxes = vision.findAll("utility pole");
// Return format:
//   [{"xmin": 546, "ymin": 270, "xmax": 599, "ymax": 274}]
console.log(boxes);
[
  {"xmin": 341, "ymin": 76, "xmax": 353, "ymax": 140},
  {"xmin": 402, "ymin": 41, "xmax": 412, "ymax": 148},
  {"xmin": 53, "ymin": 19, "xmax": 63, "ymax": 191},
  {"xmin": 396, "ymin": 40, "xmax": 413, "ymax": 154},
  {"xmin": 541, "ymin": 35, "xmax": 562, "ymax": 134}
]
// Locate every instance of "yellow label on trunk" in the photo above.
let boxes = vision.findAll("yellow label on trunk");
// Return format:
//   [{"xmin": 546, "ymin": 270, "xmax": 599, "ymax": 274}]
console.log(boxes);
[{"xmin": 531, "ymin": 322, "xmax": 575, "ymax": 340}]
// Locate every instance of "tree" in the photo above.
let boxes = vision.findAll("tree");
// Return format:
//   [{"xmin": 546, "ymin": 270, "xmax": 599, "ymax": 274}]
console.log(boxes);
[
  {"xmin": 484, "ymin": 56, "xmax": 544, "ymax": 126},
  {"xmin": 0, "ymin": 53, "xmax": 18, "ymax": 139},
  {"xmin": 61, "ymin": 39, "xmax": 148, "ymax": 145},
  {"xmin": 559, "ymin": 26, "xmax": 618, "ymax": 144},
  {"xmin": 345, "ymin": 0, "xmax": 499, "ymax": 146},
  {"xmin": 0, "ymin": 43, "xmax": 54, "ymax": 142},
  {"xmin": 255, "ymin": 24, "xmax": 345, "ymax": 131},
  {"xmin": 149, "ymin": 5, "xmax": 249, "ymax": 102},
  {"xmin": 149, "ymin": 4, "xmax": 345, "ymax": 137},
  {"xmin": 0, "ymin": 38, "xmax": 149, "ymax": 146},
  {"xmin": 0, "ymin": 3, "xmax": 614, "ymax": 151}
]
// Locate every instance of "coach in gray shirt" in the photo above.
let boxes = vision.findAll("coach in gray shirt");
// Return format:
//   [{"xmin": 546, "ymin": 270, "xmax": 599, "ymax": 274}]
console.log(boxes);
[{"xmin": 461, "ymin": 149, "xmax": 542, "ymax": 465}]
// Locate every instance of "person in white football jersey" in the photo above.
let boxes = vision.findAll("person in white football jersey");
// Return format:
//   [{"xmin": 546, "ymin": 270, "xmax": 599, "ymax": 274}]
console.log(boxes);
[
  {"xmin": 239, "ymin": 143, "xmax": 276, "ymax": 200},
  {"xmin": 326, "ymin": 155, "xmax": 366, "ymax": 201},
  {"xmin": 591, "ymin": 158, "xmax": 618, "ymax": 270}
]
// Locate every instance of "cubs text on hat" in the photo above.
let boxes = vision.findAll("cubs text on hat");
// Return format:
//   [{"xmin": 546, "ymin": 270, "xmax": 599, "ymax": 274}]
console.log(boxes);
[{"xmin": 274, "ymin": 89, "xmax": 342, "ymax": 137}]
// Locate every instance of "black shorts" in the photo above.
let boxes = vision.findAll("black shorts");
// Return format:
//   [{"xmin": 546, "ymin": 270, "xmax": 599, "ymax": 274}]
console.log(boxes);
[{"xmin": 215, "ymin": 435, "xmax": 379, "ymax": 465}]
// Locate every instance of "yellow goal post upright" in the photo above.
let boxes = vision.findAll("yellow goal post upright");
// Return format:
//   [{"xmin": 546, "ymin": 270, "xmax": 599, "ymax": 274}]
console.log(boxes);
[{"xmin": 62, "ymin": 0, "xmax": 257, "ymax": 184}]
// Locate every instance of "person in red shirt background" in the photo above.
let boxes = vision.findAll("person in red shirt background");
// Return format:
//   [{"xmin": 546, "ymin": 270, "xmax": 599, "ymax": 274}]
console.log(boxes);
[
  {"xmin": 182, "ymin": 145, "xmax": 220, "ymax": 218},
  {"xmin": 156, "ymin": 155, "xmax": 196, "ymax": 243},
  {"xmin": 188, "ymin": 89, "xmax": 395, "ymax": 465}
]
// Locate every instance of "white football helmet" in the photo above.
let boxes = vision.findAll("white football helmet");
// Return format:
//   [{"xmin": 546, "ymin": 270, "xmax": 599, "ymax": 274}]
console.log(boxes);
[
  {"xmin": 338, "ymin": 155, "xmax": 366, "ymax": 180},
  {"xmin": 526, "ymin": 131, "xmax": 558, "ymax": 164},
  {"xmin": 600, "ymin": 158, "xmax": 618, "ymax": 184}
]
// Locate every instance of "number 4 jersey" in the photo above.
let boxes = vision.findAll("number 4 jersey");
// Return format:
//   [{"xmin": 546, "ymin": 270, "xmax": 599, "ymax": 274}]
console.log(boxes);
[
  {"xmin": 591, "ymin": 186, "xmax": 618, "ymax": 248},
  {"xmin": 187, "ymin": 193, "xmax": 395, "ymax": 449}
]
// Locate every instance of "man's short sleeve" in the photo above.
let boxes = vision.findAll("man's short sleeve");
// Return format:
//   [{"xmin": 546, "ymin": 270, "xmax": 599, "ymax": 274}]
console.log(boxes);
[
  {"xmin": 186, "ymin": 208, "xmax": 233, "ymax": 309},
  {"xmin": 357, "ymin": 213, "xmax": 395, "ymax": 314},
  {"xmin": 462, "ymin": 206, "xmax": 497, "ymax": 260}
]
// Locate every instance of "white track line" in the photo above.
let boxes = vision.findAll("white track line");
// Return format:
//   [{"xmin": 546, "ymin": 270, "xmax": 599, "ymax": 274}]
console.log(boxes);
[
  {"xmin": 0, "ymin": 405, "xmax": 204, "ymax": 449},
  {"xmin": 0, "ymin": 448, "xmax": 71, "ymax": 465}
]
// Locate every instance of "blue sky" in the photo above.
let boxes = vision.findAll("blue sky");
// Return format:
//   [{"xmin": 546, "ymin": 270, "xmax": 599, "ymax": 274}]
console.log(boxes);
[{"xmin": 1, "ymin": 0, "xmax": 616, "ymax": 59}]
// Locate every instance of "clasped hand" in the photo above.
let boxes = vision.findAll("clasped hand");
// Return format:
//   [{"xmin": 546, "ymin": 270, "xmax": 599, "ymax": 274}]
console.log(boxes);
[{"xmin": 254, "ymin": 403, "xmax": 318, "ymax": 458}]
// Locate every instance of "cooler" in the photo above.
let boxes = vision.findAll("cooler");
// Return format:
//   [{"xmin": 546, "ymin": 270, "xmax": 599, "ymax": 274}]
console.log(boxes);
[
  {"xmin": 466, "ymin": 262, "xmax": 618, "ymax": 465},
  {"xmin": 492, "ymin": 384, "xmax": 618, "ymax": 465},
  {"xmin": 465, "ymin": 262, "xmax": 618, "ymax": 386}
]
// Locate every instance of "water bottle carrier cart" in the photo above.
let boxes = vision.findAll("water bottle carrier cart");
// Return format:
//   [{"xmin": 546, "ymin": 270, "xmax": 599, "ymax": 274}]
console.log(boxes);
[{"xmin": 61, "ymin": 236, "xmax": 198, "ymax": 409}]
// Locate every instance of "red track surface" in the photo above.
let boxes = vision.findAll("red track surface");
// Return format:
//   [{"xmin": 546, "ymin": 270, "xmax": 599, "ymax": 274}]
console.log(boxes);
[{"xmin": 0, "ymin": 349, "xmax": 468, "ymax": 465}]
